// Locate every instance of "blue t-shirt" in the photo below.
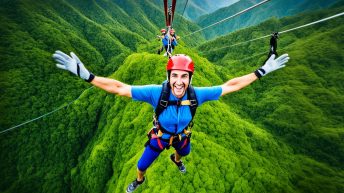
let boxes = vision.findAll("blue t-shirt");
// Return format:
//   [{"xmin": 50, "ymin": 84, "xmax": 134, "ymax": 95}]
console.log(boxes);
[
  {"xmin": 162, "ymin": 35, "xmax": 177, "ymax": 46},
  {"xmin": 131, "ymin": 85, "xmax": 222, "ymax": 138}
]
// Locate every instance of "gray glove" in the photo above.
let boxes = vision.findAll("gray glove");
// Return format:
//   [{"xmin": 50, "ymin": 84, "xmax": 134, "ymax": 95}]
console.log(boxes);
[
  {"xmin": 255, "ymin": 54, "xmax": 289, "ymax": 78},
  {"xmin": 53, "ymin": 50, "xmax": 94, "ymax": 82}
]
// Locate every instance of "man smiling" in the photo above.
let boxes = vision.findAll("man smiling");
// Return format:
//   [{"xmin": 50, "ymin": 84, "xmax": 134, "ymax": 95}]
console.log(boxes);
[{"xmin": 52, "ymin": 52, "xmax": 289, "ymax": 193}]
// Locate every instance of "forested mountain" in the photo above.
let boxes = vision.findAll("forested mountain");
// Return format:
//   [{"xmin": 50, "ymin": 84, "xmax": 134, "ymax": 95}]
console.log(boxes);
[
  {"xmin": 197, "ymin": 0, "xmax": 339, "ymax": 39},
  {"xmin": 198, "ymin": 0, "xmax": 344, "ymax": 177},
  {"xmin": 1, "ymin": 0, "xmax": 344, "ymax": 193}
]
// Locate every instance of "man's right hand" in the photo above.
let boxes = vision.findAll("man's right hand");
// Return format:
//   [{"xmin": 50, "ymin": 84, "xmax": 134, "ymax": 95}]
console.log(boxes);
[{"xmin": 52, "ymin": 50, "xmax": 94, "ymax": 82}]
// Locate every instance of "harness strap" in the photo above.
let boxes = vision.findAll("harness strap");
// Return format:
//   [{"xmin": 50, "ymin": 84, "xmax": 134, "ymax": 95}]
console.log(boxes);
[
  {"xmin": 167, "ymin": 100, "xmax": 194, "ymax": 106},
  {"xmin": 155, "ymin": 81, "xmax": 198, "ymax": 118},
  {"xmin": 158, "ymin": 127, "xmax": 191, "ymax": 147},
  {"xmin": 146, "ymin": 127, "xmax": 191, "ymax": 151},
  {"xmin": 155, "ymin": 81, "xmax": 170, "ymax": 118},
  {"xmin": 151, "ymin": 81, "xmax": 197, "ymax": 149},
  {"xmin": 146, "ymin": 129, "xmax": 164, "ymax": 152},
  {"xmin": 187, "ymin": 84, "xmax": 198, "ymax": 118},
  {"xmin": 169, "ymin": 137, "xmax": 174, "ymax": 146},
  {"xmin": 180, "ymin": 137, "xmax": 189, "ymax": 149}
]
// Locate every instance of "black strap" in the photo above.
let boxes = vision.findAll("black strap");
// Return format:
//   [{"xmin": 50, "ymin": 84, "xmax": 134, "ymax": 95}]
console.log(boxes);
[
  {"xmin": 144, "ymin": 140, "xmax": 164, "ymax": 153},
  {"xmin": 155, "ymin": 81, "xmax": 170, "ymax": 118},
  {"xmin": 159, "ymin": 125, "xmax": 176, "ymax": 135},
  {"xmin": 86, "ymin": 73, "xmax": 95, "ymax": 82},
  {"xmin": 187, "ymin": 84, "xmax": 198, "ymax": 118},
  {"xmin": 76, "ymin": 62, "xmax": 80, "ymax": 77}
]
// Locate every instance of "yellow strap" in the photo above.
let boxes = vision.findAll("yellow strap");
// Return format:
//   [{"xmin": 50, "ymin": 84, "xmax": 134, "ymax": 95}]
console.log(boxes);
[
  {"xmin": 157, "ymin": 130, "xmax": 163, "ymax": 137},
  {"xmin": 180, "ymin": 100, "xmax": 191, "ymax": 105}
]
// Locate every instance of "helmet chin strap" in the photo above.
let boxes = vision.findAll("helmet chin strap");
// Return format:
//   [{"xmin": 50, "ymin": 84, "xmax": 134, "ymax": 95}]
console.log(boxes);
[{"xmin": 166, "ymin": 71, "xmax": 170, "ymax": 82}]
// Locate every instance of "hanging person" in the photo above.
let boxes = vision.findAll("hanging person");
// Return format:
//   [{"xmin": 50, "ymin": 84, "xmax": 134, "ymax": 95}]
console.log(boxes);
[
  {"xmin": 264, "ymin": 32, "xmax": 279, "ymax": 64},
  {"xmin": 52, "ymin": 51, "xmax": 290, "ymax": 193},
  {"xmin": 162, "ymin": 28, "xmax": 177, "ymax": 56},
  {"xmin": 157, "ymin": 28, "xmax": 167, "ymax": 55}
]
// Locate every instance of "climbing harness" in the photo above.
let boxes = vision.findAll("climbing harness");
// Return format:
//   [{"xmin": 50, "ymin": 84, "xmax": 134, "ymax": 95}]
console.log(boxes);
[{"xmin": 145, "ymin": 81, "xmax": 197, "ymax": 151}]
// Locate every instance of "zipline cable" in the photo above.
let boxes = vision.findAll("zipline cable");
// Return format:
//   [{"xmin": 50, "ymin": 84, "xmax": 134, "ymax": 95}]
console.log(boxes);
[
  {"xmin": 279, "ymin": 11, "xmax": 344, "ymax": 34},
  {"xmin": 0, "ymin": 86, "xmax": 94, "ymax": 135},
  {"xmin": 184, "ymin": 0, "xmax": 271, "ymax": 37},
  {"xmin": 202, "ymin": 11, "xmax": 344, "ymax": 54},
  {"xmin": 181, "ymin": 0, "xmax": 189, "ymax": 17}
]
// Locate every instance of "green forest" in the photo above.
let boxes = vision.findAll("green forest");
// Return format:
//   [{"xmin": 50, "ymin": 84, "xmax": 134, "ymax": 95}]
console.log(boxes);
[{"xmin": 0, "ymin": 0, "xmax": 343, "ymax": 193}]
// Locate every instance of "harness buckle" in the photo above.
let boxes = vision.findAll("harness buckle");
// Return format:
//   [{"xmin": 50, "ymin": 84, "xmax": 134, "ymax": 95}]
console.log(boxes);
[
  {"xmin": 184, "ymin": 129, "xmax": 191, "ymax": 136},
  {"xmin": 157, "ymin": 129, "xmax": 163, "ymax": 137},
  {"xmin": 189, "ymin": 99, "xmax": 197, "ymax": 106},
  {"xmin": 160, "ymin": 100, "xmax": 168, "ymax": 108}
]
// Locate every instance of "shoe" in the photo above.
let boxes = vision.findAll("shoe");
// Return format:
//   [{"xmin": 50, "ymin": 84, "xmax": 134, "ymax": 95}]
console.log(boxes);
[
  {"xmin": 170, "ymin": 154, "xmax": 186, "ymax": 173},
  {"xmin": 126, "ymin": 177, "xmax": 145, "ymax": 193}
]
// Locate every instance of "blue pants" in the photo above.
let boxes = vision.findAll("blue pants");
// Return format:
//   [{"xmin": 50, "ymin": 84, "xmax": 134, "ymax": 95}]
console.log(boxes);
[{"xmin": 137, "ymin": 138, "xmax": 190, "ymax": 171}]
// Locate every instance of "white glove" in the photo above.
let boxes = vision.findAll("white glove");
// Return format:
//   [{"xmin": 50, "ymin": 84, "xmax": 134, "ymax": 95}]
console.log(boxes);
[
  {"xmin": 255, "ymin": 54, "xmax": 290, "ymax": 78},
  {"xmin": 53, "ymin": 50, "xmax": 94, "ymax": 82}
]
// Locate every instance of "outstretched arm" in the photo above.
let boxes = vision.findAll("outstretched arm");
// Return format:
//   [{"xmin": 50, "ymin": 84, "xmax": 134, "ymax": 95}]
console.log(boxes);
[
  {"xmin": 221, "ymin": 73, "xmax": 257, "ymax": 96},
  {"xmin": 90, "ymin": 76, "xmax": 131, "ymax": 97},
  {"xmin": 53, "ymin": 50, "xmax": 132, "ymax": 97},
  {"xmin": 221, "ymin": 54, "xmax": 290, "ymax": 96}
]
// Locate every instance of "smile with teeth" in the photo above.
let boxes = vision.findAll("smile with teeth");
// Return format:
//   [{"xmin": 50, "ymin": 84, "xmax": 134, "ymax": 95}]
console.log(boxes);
[{"xmin": 174, "ymin": 84, "xmax": 184, "ymax": 92}]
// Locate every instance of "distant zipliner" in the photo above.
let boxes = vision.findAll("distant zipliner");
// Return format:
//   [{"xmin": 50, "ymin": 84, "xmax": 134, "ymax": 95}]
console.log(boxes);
[
  {"xmin": 264, "ymin": 32, "xmax": 279, "ymax": 63},
  {"xmin": 156, "ymin": 28, "xmax": 179, "ymax": 56},
  {"xmin": 161, "ymin": 28, "xmax": 178, "ymax": 57}
]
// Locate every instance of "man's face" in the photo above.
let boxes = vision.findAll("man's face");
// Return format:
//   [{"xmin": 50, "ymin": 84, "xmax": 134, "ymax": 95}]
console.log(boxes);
[{"xmin": 169, "ymin": 70, "xmax": 190, "ymax": 98}]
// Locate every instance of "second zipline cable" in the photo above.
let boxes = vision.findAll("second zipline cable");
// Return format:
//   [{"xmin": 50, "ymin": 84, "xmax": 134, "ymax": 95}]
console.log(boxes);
[{"xmin": 202, "ymin": 11, "xmax": 344, "ymax": 53}]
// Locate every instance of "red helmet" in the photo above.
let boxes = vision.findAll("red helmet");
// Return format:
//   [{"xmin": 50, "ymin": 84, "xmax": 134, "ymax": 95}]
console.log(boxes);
[
  {"xmin": 161, "ymin": 29, "xmax": 166, "ymax": 33},
  {"xmin": 167, "ymin": 54, "xmax": 194, "ymax": 73}
]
